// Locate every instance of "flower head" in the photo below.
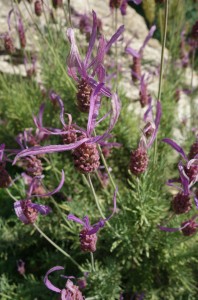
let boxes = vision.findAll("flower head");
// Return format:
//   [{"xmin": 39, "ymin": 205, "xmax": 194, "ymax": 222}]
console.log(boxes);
[
  {"xmin": 68, "ymin": 189, "xmax": 117, "ymax": 252},
  {"xmin": 126, "ymin": 25, "xmax": 156, "ymax": 80},
  {"xmin": 17, "ymin": 259, "xmax": 25, "ymax": 276},
  {"xmin": 159, "ymin": 215, "xmax": 198, "ymax": 236},
  {"xmin": 67, "ymin": 10, "xmax": 124, "ymax": 110},
  {"xmin": 14, "ymin": 171, "xmax": 65, "ymax": 224},
  {"xmin": 162, "ymin": 138, "xmax": 198, "ymax": 186},
  {"xmin": 44, "ymin": 266, "xmax": 84, "ymax": 300},
  {"xmin": 0, "ymin": 144, "xmax": 12, "ymax": 188}
]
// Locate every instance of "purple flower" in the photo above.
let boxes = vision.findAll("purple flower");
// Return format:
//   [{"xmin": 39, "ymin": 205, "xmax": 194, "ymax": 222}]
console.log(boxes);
[
  {"xmin": 129, "ymin": 100, "xmax": 161, "ymax": 176},
  {"xmin": 0, "ymin": 144, "xmax": 12, "ymax": 188},
  {"xmin": 162, "ymin": 138, "xmax": 198, "ymax": 186},
  {"xmin": 14, "ymin": 171, "xmax": 65, "ymax": 224},
  {"xmin": 142, "ymin": 100, "xmax": 162, "ymax": 149},
  {"xmin": 44, "ymin": 266, "xmax": 84, "ymax": 300},
  {"xmin": 67, "ymin": 10, "xmax": 124, "ymax": 110},
  {"xmin": 67, "ymin": 189, "xmax": 117, "ymax": 252},
  {"xmin": 13, "ymin": 85, "xmax": 121, "ymax": 175},
  {"xmin": 126, "ymin": 25, "xmax": 156, "ymax": 80},
  {"xmin": 158, "ymin": 215, "xmax": 198, "ymax": 236},
  {"xmin": 8, "ymin": 8, "xmax": 26, "ymax": 49}
]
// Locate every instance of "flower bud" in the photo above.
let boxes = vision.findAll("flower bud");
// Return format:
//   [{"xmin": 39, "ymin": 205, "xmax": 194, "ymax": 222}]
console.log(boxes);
[
  {"xmin": 21, "ymin": 199, "xmax": 38, "ymax": 224},
  {"xmin": 132, "ymin": 57, "xmax": 141, "ymax": 81},
  {"xmin": 109, "ymin": 0, "xmax": 122, "ymax": 9},
  {"xmin": 35, "ymin": 0, "xmax": 43, "ymax": 16},
  {"xmin": 0, "ymin": 167, "xmax": 12, "ymax": 188},
  {"xmin": 62, "ymin": 126, "xmax": 77, "ymax": 145},
  {"xmin": 52, "ymin": 0, "xmax": 63, "ymax": 9},
  {"xmin": 4, "ymin": 34, "xmax": 15, "ymax": 54}
]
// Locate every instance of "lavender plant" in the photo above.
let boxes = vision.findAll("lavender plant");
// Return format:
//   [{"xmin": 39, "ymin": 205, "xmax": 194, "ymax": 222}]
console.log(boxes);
[{"xmin": 0, "ymin": 0, "xmax": 197, "ymax": 299}]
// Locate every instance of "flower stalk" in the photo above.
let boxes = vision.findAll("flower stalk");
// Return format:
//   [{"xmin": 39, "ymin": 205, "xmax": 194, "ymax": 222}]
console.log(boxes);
[{"xmin": 33, "ymin": 223, "xmax": 84, "ymax": 272}]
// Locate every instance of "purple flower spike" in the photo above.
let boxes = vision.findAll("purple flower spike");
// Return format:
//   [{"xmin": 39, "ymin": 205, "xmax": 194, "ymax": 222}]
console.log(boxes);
[
  {"xmin": 68, "ymin": 189, "xmax": 118, "ymax": 252},
  {"xmin": 159, "ymin": 215, "xmax": 198, "ymax": 236},
  {"xmin": 44, "ymin": 266, "xmax": 84, "ymax": 299},
  {"xmin": 0, "ymin": 144, "xmax": 12, "ymax": 188},
  {"xmin": 17, "ymin": 259, "xmax": 25, "ymax": 276},
  {"xmin": 14, "ymin": 199, "xmax": 51, "ymax": 225},
  {"xmin": 67, "ymin": 10, "xmax": 124, "ymax": 110}
]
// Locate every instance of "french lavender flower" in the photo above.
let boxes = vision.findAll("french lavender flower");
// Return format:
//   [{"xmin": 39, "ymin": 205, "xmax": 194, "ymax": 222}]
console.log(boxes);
[
  {"xmin": 52, "ymin": 0, "xmax": 63, "ymax": 9},
  {"xmin": 68, "ymin": 189, "xmax": 117, "ymax": 252},
  {"xmin": 35, "ymin": 0, "xmax": 43, "ymax": 16},
  {"xmin": 167, "ymin": 163, "xmax": 194, "ymax": 214},
  {"xmin": 162, "ymin": 138, "xmax": 198, "ymax": 186},
  {"xmin": 8, "ymin": 8, "xmax": 26, "ymax": 49},
  {"xmin": 21, "ymin": 172, "xmax": 48, "ymax": 197},
  {"xmin": 139, "ymin": 74, "xmax": 150, "ymax": 107},
  {"xmin": 44, "ymin": 266, "xmax": 84, "ymax": 300},
  {"xmin": 14, "ymin": 171, "xmax": 64, "ymax": 224},
  {"xmin": 13, "ymin": 84, "xmax": 121, "ymax": 174},
  {"xmin": 125, "ymin": 25, "xmax": 156, "ymax": 81},
  {"xmin": 129, "ymin": 100, "xmax": 162, "ymax": 175},
  {"xmin": 159, "ymin": 215, "xmax": 198, "ymax": 237},
  {"xmin": 67, "ymin": 10, "xmax": 124, "ymax": 112},
  {"xmin": 188, "ymin": 136, "xmax": 198, "ymax": 160},
  {"xmin": 0, "ymin": 144, "xmax": 12, "ymax": 188},
  {"xmin": 109, "ymin": 0, "xmax": 142, "ymax": 13}
]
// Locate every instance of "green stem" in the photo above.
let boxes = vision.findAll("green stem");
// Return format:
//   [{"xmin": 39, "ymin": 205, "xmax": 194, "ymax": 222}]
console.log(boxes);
[
  {"xmin": 6, "ymin": 188, "xmax": 18, "ymax": 202},
  {"xmin": 90, "ymin": 252, "xmax": 95, "ymax": 272},
  {"xmin": 190, "ymin": 49, "xmax": 196, "ymax": 127},
  {"xmin": 33, "ymin": 223, "xmax": 84, "ymax": 272},
  {"xmin": 97, "ymin": 144, "xmax": 121, "ymax": 200},
  {"xmin": 67, "ymin": 0, "xmax": 72, "ymax": 27},
  {"xmin": 87, "ymin": 174, "xmax": 107, "ymax": 222},
  {"xmin": 154, "ymin": 0, "xmax": 169, "ymax": 164}
]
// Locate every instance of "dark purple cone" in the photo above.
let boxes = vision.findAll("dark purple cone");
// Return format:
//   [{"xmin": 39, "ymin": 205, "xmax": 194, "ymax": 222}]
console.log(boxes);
[
  {"xmin": 143, "ymin": 122, "xmax": 155, "ymax": 138},
  {"xmin": 35, "ymin": 0, "xmax": 43, "ymax": 16},
  {"xmin": 0, "ymin": 167, "xmax": 12, "ymax": 188},
  {"xmin": 76, "ymin": 79, "xmax": 92, "ymax": 113},
  {"xmin": 22, "ymin": 200, "xmax": 38, "ymax": 224},
  {"xmin": 4, "ymin": 35, "xmax": 15, "ymax": 54},
  {"xmin": 20, "ymin": 156, "xmax": 43, "ymax": 177},
  {"xmin": 172, "ymin": 193, "xmax": 192, "ymax": 214},
  {"xmin": 79, "ymin": 228, "xmax": 98, "ymax": 252},
  {"xmin": 52, "ymin": 0, "xmax": 63, "ymax": 8},
  {"xmin": 184, "ymin": 164, "xmax": 198, "ymax": 183},
  {"xmin": 139, "ymin": 85, "xmax": 149, "ymax": 108},
  {"xmin": 19, "ymin": 30, "xmax": 26, "ymax": 49},
  {"xmin": 132, "ymin": 57, "xmax": 141, "ymax": 82},
  {"xmin": 109, "ymin": 0, "xmax": 122, "ymax": 9},
  {"xmin": 62, "ymin": 126, "xmax": 77, "ymax": 145},
  {"xmin": 129, "ymin": 147, "xmax": 149, "ymax": 176},
  {"xmin": 73, "ymin": 143, "xmax": 100, "ymax": 173},
  {"xmin": 181, "ymin": 220, "xmax": 197, "ymax": 236},
  {"xmin": 188, "ymin": 141, "xmax": 198, "ymax": 160}
]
